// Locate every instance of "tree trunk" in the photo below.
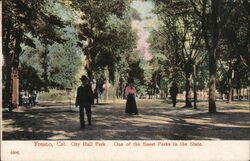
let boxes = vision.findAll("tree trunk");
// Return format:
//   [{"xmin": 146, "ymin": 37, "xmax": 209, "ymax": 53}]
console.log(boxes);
[
  {"xmin": 3, "ymin": 53, "xmax": 12, "ymax": 110},
  {"xmin": 96, "ymin": 80, "xmax": 99, "ymax": 104},
  {"xmin": 104, "ymin": 66, "xmax": 109, "ymax": 103},
  {"xmin": 122, "ymin": 82, "xmax": 126, "ymax": 99},
  {"xmin": 3, "ymin": 24, "xmax": 12, "ymax": 110},
  {"xmin": 237, "ymin": 88, "xmax": 240, "ymax": 100},
  {"xmin": 208, "ymin": 0, "xmax": 222, "ymax": 113},
  {"xmin": 185, "ymin": 72, "xmax": 192, "ymax": 107},
  {"xmin": 242, "ymin": 88, "xmax": 245, "ymax": 100},
  {"xmin": 41, "ymin": 46, "xmax": 49, "ymax": 91},
  {"xmin": 248, "ymin": 87, "xmax": 250, "ymax": 102},
  {"xmin": 119, "ymin": 80, "xmax": 123, "ymax": 99},
  {"xmin": 165, "ymin": 87, "xmax": 169, "ymax": 100},
  {"xmin": 208, "ymin": 49, "xmax": 217, "ymax": 112},
  {"xmin": 11, "ymin": 70, "xmax": 19, "ymax": 108},
  {"xmin": 12, "ymin": 28, "xmax": 23, "ymax": 108},
  {"xmin": 113, "ymin": 71, "xmax": 119, "ymax": 103},
  {"xmin": 228, "ymin": 68, "xmax": 233, "ymax": 103},
  {"xmin": 84, "ymin": 37, "xmax": 94, "ymax": 80},
  {"xmin": 193, "ymin": 85, "xmax": 197, "ymax": 109},
  {"xmin": 232, "ymin": 89, "xmax": 235, "ymax": 101},
  {"xmin": 85, "ymin": 53, "xmax": 93, "ymax": 80},
  {"xmin": 160, "ymin": 89, "xmax": 165, "ymax": 99},
  {"xmin": 112, "ymin": 82, "xmax": 118, "ymax": 103},
  {"xmin": 193, "ymin": 65, "xmax": 197, "ymax": 109}
]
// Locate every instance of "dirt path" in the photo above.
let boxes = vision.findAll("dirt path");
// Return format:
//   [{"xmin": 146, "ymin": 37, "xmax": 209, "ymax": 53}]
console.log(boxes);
[{"xmin": 2, "ymin": 100, "xmax": 250, "ymax": 140}]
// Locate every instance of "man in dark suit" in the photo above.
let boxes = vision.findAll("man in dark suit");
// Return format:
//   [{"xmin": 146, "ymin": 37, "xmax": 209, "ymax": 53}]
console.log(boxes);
[{"xmin": 75, "ymin": 75, "xmax": 94, "ymax": 129}]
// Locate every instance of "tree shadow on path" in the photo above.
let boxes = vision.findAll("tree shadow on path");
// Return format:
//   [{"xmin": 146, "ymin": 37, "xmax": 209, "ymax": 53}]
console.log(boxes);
[{"xmin": 2, "ymin": 103, "xmax": 250, "ymax": 140}]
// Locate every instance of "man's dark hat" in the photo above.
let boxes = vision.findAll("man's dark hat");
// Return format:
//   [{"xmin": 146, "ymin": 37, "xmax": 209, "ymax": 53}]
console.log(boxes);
[{"xmin": 80, "ymin": 75, "xmax": 88, "ymax": 81}]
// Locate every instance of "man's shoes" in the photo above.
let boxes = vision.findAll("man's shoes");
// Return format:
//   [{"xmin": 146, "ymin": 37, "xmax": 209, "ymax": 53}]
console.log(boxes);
[{"xmin": 80, "ymin": 126, "xmax": 85, "ymax": 130}]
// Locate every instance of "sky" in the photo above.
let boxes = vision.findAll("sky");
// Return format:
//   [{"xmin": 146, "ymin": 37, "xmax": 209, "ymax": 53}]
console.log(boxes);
[
  {"xmin": 131, "ymin": 0, "xmax": 158, "ymax": 60},
  {"xmin": 131, "ymin": 0, "xmax": 156, "ymax": 20}
]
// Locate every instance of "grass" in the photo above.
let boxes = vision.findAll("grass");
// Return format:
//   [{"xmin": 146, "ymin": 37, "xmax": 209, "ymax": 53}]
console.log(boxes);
[{"xmin": 38, "ymin": 89, "xmax": 76, "ymax": 101}]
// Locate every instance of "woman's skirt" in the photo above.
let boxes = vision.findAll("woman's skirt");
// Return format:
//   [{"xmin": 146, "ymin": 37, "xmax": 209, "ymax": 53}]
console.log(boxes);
[{"xmin": 125, "ymin": 94, "xmax": 138, "ymax": 114}]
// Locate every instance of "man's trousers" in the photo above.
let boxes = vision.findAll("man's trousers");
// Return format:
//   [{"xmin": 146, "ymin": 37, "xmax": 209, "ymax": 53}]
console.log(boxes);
[{"xmin": 79, "ymin": 105, "xmax": 91, "ymax": 127}]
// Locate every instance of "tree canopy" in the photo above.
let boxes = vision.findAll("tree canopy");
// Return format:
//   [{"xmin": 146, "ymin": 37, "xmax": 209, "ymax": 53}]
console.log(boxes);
[{"xmin": 2, "ymin": 0, "xmax": 249, "ymax": 112}]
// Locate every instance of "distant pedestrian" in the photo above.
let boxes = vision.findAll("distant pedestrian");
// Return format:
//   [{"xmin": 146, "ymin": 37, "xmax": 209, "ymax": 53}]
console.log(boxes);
[
  {"xmin": 170, "ymin": 82, "xmax": 179, "ymax": 107},
  {"xmin": 29, "ymin": 91, "xmax": 37, "ymax": 105},
  {"xmin": 75, "ymin": 75, "xmax": 94, "ymax": 129},
  {"xmin": 125, "ymin": 79, "xmax": 138, "ymax": 115}
]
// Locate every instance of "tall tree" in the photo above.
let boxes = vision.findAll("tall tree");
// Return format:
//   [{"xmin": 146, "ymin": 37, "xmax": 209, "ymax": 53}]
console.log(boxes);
[
  {"xmin": 70, "ymin": 1, "xmax": 137, "ymax": 102},
  {"xmin": 221, "ymin": 0, "xmax": 248, "ymax": 102},
  {"xmin": 189, "ymin": 0, "xmax": 223, "ymax": 112},
  {"xmin": 151, "ymin": 0, "xmax": 205, "ymax": 107},
  {"xmin": 72, "ymin": 0, "xmax": 131, "ymax": 80},
  {"xmin": 2, "ymin": 0, "xmax": 65, "ymax": 109}
]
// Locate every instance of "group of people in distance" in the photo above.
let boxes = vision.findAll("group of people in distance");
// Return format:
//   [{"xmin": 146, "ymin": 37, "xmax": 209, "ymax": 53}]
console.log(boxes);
[{"xmin": 75, "ymin": 75, "xmax": 178, "ymax": 130}]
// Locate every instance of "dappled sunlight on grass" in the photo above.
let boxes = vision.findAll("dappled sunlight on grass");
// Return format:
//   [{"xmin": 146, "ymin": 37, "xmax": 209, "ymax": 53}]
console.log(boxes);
[
  {"xmin": 122, "ymin": 115, "xmax": 172, "ymax": 124},
  {"xmin": 128, "ymin": 118, "xmax": 169, "ymax": 124}
]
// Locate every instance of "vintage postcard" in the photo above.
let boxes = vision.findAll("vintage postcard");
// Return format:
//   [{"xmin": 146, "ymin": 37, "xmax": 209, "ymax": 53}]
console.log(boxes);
[{"xmin": 1, "ymin": 0, "xmax": 250, "ymax": 160}]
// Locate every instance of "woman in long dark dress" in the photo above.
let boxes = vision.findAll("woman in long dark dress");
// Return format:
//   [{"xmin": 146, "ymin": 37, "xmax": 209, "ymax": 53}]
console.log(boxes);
[{"xmin": 125, "ymin": 82, "xmax": 138, "ymax": 115}]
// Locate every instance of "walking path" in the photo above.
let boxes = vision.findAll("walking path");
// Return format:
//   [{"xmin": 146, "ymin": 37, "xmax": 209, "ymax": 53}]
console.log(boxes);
[{"xmin": 2, "ymin": 100, "xmax": 250, "ymax": 140}]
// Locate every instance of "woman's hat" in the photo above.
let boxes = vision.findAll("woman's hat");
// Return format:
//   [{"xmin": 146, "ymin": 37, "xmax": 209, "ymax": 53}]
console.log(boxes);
[{"xmin": 80, "ymin": 75, "xmax": 88, "ymax": 81}]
